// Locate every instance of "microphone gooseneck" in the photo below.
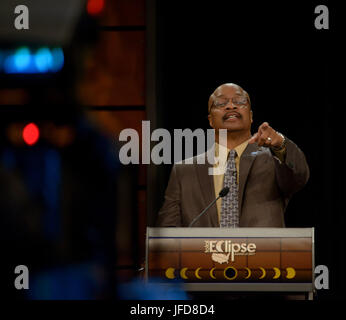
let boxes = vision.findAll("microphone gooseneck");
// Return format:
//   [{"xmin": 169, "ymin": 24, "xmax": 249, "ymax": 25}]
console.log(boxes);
[{"xmin": 188, "ymin": 187, "xmax": 230, "ymax": 227}]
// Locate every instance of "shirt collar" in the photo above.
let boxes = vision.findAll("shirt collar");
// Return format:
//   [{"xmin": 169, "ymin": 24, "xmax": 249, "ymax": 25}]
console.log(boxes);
[{"xmin": 214, "ymin": 139, "xmax": 249, "ymax": 160}]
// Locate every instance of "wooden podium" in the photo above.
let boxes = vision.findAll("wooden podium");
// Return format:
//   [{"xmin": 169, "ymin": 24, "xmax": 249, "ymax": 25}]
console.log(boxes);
[{"xmin": 145, "ymin": 227, "xmax": 315, "ymax": 299}]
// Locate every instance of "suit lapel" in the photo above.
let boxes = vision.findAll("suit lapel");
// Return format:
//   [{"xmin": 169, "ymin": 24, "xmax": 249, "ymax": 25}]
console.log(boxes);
[
  {"xmin": 195, "ymin": 153, "xmax": 219, "ymax": 227},
  {"xmin": 238, "ymin": 143, "xmax": 259, "ymax": 214},
  {"xmin": 194, "ymin": 143, "xmax": 259, "ymax": 226}
]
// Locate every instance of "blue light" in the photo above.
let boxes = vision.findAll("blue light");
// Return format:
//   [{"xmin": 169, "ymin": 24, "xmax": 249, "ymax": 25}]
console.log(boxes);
[
  {"xmin": 0, "ymin": 52, "xmax": 3, "ymax": 72},
  {"xmin": 1, "ymin": 46, "xmax": 64, "ymax": 74},
  {"xmin": 14, "ymin": 47, "xmax": 31, "ymax": 71},
  {"xmin": 51, "ymin": 48, "xmax": 64, "ymax": 72},
  {"xmin": 35, "ymin": 47, "xmax": 53, "ymax": 73},
  {"xmin": 4, "ymin": 55, "xmax": 19, "ymax": 73}
]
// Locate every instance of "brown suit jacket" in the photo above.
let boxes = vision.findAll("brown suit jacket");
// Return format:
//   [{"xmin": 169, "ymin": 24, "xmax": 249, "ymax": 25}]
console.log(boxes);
[{"xmin": 156, "ymin": 137, "xmax": 309, "ymax": 227}]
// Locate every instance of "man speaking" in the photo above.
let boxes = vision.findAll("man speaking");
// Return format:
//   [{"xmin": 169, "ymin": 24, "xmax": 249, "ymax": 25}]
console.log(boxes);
[{"xmin": 157, "ymin": 83, "xmax": 309, "ymax": 227}]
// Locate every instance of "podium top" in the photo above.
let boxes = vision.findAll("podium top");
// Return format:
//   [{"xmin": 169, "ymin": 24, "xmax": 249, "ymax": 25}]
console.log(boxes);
[{"xmin": 147, "ymin": 227, "xmax": 314, "ymax": 238}]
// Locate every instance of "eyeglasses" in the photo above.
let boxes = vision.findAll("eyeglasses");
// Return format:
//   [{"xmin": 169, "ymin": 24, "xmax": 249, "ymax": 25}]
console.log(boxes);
[{"xmin": 211, "ymin": 96, "xmax": 249, "ymax": 110}]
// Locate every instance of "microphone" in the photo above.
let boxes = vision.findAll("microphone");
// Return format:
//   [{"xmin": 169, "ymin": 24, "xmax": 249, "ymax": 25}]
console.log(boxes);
[{"xmin": 188, "ymin": 187, "xmax": 230, "ymax": 227}]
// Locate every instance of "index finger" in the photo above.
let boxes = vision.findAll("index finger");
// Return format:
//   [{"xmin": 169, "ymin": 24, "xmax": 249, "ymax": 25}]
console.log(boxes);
[{"xmin": 258, "ymin": 122, "xmax": 269, "ymax": 134}]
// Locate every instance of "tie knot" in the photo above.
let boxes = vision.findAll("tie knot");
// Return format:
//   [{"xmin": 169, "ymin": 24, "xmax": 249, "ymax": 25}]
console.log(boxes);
[{"xmin": 229, "ymin": 149, "xmax": 237, "ymax": 160}]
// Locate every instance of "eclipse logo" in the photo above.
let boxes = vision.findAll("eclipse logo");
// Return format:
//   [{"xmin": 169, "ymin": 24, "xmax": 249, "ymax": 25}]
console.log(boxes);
[{"xmin": 205, "ymin": 240, "xmax": 256, "ymax": 262}]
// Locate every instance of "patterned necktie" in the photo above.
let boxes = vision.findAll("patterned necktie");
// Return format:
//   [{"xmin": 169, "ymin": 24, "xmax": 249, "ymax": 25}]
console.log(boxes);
[{"xmin": 220, "ymin": 149, "xmax": 239, "ymax": 228}]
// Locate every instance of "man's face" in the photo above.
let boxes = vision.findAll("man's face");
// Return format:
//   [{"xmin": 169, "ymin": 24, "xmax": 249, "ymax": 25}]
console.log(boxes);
[{"xmin": 208, "ymin": 85, "xmax": 252, "ymax": 133}]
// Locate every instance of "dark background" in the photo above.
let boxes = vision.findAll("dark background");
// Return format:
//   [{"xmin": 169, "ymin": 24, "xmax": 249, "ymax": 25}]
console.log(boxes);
[
  {"xmin": 0, "ymin": 0, "xmax": 344, "ymax": 301},
  {"xmin": 151, "ymin": 1, "xmax": 345, "ymax": 299}
]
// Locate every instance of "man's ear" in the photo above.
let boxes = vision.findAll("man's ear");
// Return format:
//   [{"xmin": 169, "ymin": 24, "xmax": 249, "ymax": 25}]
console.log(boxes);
[
  {"xmin": 250, "ymin": 110, "xmax": 253, "ymax": 123},
  {"xmin": 208, "ymin": 114, "xmax": 214, "ymax": 128}
]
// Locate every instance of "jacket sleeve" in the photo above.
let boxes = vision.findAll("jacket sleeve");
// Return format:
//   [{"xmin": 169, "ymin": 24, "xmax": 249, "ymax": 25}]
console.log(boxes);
[
  {"xmin": 273, "ymin": 137, "xmax": 310, "ymax": 198},
  {"xmin": 156, "ymin": 165, "xmax": 182, "ymax": 227}
]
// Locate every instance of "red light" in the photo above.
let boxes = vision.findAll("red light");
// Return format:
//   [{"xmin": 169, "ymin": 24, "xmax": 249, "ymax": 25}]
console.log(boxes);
[
  {"xmin": 23, "ymin": 123, "xmax": 40, "ymax": 146},
  {"xmin": 87, "ymin": 0, "xmax": 105, "ymax": 16}
]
